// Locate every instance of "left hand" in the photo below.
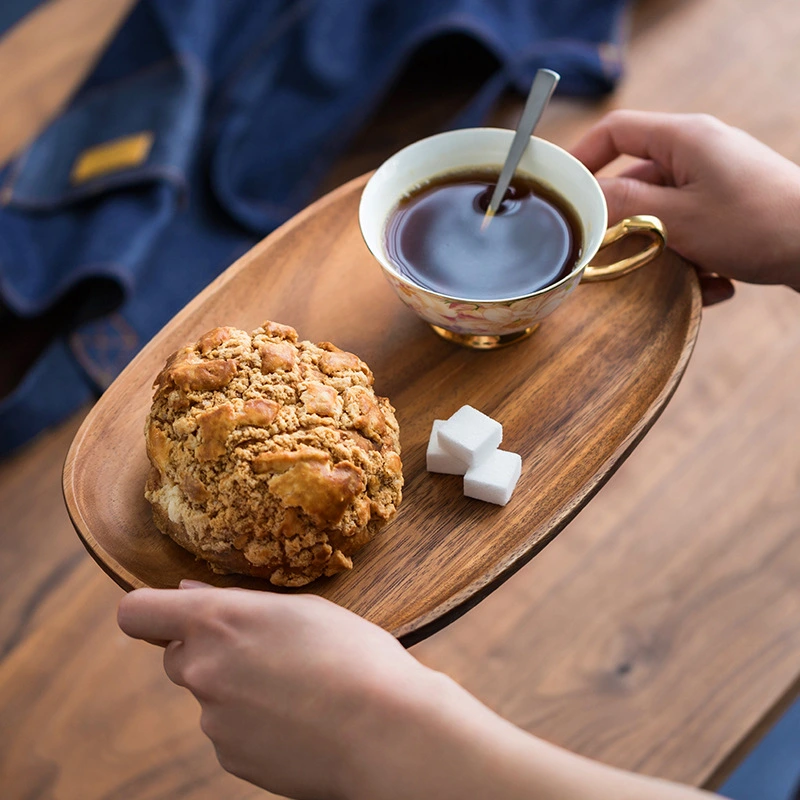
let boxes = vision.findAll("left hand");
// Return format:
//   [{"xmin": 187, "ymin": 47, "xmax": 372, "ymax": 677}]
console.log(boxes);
[
  {"xmin": 118, "ymin": 582, "xmax": 722, "ymax": 800},
  {"xmin": 117, "ymin": 582, "xmax": 477, "ymax": 800}
]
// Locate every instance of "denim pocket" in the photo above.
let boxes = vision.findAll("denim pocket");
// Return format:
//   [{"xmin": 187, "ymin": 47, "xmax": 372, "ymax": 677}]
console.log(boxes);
[
  {"xmin": 0, "ymin": 54, "xmax": 209, "ymax": 456},
  {"xmin": 0, "ymin": 56, "xmax": 206, "ymax": 317},
  {"xmin": 1, "ymin": 56, "xmax": 205, "ymax": 211}
]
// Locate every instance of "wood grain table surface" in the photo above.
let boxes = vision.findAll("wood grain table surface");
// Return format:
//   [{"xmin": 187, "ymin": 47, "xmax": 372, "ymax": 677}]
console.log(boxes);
[{"xmin": 1, "ymin": 0, "xmax": 799, "ymax": 798}]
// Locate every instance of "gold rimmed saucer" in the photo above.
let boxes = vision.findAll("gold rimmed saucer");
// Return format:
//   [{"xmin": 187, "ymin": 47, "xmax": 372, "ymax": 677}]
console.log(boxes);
[{"xmin": 430, "ymin": 324, "xmax": 539, "ymax": 350}]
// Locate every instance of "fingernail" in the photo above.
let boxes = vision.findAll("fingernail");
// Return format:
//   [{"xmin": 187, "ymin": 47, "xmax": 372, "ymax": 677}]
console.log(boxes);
[{"xmin": 180, "ymin": 579, "xmax": 213, "ymax": 589}]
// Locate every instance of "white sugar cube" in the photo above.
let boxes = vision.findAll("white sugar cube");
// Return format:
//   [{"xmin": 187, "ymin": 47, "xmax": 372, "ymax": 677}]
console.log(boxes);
[
  {"xmin": 438, "ymin": 405, "xmax": 502, "ymax": 467},
  {"xmin": 464, "ymin": 449, "xmax": 522, "ymax": 506},
  {"xmin": 426, "ymin": 420, "xmax": 468, "ymax": 475}
]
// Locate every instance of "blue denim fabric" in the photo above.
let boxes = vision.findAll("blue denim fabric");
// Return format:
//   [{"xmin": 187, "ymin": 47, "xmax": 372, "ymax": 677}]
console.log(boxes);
[
  {"xmin": 0, "ymin": 0, "xmax": 627, "ymax": 456},
  {"xmin": 0, "ymin": 0, "xmax": 42, "ymax": 34}
]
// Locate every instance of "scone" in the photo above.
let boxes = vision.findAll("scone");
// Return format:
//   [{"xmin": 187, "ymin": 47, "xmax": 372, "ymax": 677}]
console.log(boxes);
[{"xmin": 144, "ymin": 320, "xmax": 403, "ymax": 587}]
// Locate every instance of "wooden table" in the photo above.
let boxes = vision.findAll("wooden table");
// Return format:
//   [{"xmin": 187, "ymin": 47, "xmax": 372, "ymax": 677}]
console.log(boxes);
[{"xmin": 1, "ymin": 1, "xmax": 799, "ymax": 797}]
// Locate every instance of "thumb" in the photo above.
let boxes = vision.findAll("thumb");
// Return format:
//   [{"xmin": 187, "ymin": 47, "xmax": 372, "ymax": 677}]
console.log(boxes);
[{"xmin": 597, "ymin": 176, "xmax": 680, "ymax": 227}]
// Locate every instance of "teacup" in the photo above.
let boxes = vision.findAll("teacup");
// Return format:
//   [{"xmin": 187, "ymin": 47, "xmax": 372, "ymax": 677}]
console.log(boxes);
[{"xmin": 359, "ymin": 128, "xmax": 666, "ymax": 349}]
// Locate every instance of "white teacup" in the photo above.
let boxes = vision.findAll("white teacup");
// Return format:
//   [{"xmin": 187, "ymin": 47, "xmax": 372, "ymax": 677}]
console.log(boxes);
[{"xmin": 359, "ymin": 128, "xmax": 666, "ymax": 349}]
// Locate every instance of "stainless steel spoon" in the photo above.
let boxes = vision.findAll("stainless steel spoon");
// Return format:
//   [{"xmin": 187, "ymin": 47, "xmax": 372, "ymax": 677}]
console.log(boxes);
[{"xmin": 481, "ymin": 68, "xmax": 560, "ymax": 231}]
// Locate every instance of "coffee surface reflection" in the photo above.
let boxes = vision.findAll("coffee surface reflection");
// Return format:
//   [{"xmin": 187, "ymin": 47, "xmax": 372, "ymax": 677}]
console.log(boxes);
[{"xmin": 385, "ymin": 168, "xmax": 582, "ymax": 300}]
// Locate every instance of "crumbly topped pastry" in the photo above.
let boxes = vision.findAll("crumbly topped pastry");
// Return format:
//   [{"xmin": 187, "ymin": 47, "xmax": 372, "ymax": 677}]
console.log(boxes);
[{"xmin": 144, "ymin": 321, "xmax": 403, "ymax": 587}]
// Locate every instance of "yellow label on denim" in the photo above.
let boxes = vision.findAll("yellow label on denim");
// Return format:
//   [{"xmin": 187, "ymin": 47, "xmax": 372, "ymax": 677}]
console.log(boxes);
[{"xmin": 70, "ymin": 132, "xmax": 154, "ymax": 185}]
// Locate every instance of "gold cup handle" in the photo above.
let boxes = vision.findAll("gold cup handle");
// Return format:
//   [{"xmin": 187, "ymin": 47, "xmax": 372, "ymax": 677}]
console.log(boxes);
[{"xmin": 582, "ymin": 214, "xmax": 667, "ymax": 282}]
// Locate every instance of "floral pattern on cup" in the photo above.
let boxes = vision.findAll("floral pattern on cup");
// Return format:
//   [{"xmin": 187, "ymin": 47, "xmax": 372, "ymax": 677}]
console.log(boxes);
[{"xmin": 383, "ymin": 272, "xmax": 582, "ymax": 336}]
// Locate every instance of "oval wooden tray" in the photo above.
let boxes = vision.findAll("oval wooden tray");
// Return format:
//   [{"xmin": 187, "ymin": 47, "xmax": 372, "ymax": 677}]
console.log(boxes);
[{"xmin": 63, "ymin": 173, "xmax": 701, "ymax": 645}]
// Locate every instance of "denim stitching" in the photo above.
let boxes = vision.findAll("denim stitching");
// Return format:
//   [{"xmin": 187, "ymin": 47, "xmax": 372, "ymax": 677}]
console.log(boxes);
[
  {"xmin": 206, "ymin": 0, "xmax": 315, "ymax": 130},
  {"xmin": 1, "ymin": 53, "xmax": 208, "ymax": 207},
  {"xmin": 70, "ymin": 312, "xmax": 139, "ymax": 389},
  {"xmin": 7, "ymin": 165, "xmax": 186, "ymax": 211}
]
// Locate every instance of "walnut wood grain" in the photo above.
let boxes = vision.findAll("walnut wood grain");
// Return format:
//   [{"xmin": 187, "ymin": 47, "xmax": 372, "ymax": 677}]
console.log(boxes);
[{"xmin": 63, "ymin": 172, "xmax": 702, "ymax": 644}]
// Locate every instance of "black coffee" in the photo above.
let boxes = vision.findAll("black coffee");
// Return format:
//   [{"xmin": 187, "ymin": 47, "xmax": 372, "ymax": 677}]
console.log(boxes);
[{"xmin": 385, "ymin": 168, "xmax": 582, "ymax": 300}]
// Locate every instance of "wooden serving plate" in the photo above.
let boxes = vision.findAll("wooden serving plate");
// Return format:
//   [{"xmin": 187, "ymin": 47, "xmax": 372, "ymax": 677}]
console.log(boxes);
[{"xmin": 63, "ymin": 173, "xmax": 701, "ymax": 645}]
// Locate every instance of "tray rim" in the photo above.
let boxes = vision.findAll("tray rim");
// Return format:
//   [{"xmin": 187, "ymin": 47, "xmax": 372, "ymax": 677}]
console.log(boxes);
[{"xmin": 63, "ymin": 172, "xmax": 703, "ymax": 645}]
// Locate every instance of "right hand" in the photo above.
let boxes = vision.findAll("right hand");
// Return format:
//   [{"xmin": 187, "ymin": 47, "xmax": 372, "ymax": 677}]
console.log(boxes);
[{"xmin": 571, "ymin": 110, "xmax": 800, "ymax": 302}]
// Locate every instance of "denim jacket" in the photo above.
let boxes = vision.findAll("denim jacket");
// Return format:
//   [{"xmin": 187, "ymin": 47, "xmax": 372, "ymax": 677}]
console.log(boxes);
[{"xmin": 0, "ymin": 0, "xmax": 627, "ymax": 455}]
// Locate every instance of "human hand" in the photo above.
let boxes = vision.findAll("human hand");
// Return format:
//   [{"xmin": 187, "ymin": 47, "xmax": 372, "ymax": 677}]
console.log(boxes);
[
  {"xmin": 117, "ymin": 582, "xmax": 519, "ymax": 800},
  {"xmin": 571, "ymin": 110, "xmax": 800, "ymax": 303},
  {"xmin": 118, "ymin": 582, "xmax": 721, "ymax": 800}
]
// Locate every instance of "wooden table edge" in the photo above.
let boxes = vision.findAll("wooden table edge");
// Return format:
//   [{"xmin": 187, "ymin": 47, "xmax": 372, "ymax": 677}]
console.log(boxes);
[{"xmin": 701, "ymin": 672, "xmax": 800, "ymax": 790}]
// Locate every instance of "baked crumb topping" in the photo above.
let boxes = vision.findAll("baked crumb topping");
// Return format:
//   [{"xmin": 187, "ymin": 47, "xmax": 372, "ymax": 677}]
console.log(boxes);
[{"xmin": 144, "ymin": 321, "xmax": 402, "ymax": 586}]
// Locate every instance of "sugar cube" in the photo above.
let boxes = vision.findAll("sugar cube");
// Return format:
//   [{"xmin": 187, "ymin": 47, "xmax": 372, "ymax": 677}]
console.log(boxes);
[
  {"xmin": 438, "ymin": 405, "xmax": 502, "ymax": 467},
  {"xmin": 464, "ymin": 449, "xmax": 522, "ymax": 506},
  {"xmin": 426, "ymin": 420, "xmax": 468, "ymax": 475}
]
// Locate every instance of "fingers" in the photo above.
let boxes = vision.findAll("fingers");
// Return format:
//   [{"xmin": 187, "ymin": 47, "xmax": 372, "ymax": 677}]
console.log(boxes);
[
  {"xmin": 180, "ymin": 579, "xmax": 214, "ymax": 589},
  {"xmin": 596, "ymin": 175, "xmax": 681, "ymax": 226},
  {"xmin": 118, "ymin": 587, "xmax": 205, "ymax": 643},
  {"xmin": 618, "ymin": 159, "xmax": 672, "ymax": 187},
  {"xmin": 163, "ymin": 639, "xmax": 188, "ymax": 686},
  {"xmin": 571, "ymin": 109, "xmax": 684, "ymax": 174}
]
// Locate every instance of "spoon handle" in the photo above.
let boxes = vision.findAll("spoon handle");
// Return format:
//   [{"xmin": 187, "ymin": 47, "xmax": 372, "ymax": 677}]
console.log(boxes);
[{"xmin": 484, "ymin": 69, "xmax": 560, "ymax": 220}]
